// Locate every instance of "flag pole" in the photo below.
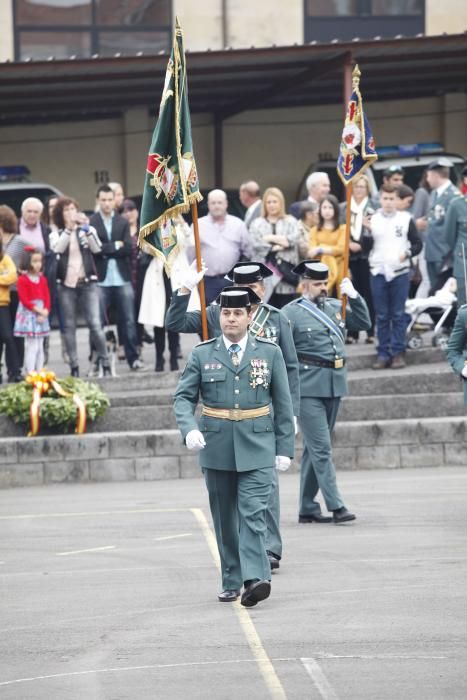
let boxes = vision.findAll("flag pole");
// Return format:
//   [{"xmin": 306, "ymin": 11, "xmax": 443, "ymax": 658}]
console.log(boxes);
[
  {"xmin": 191, "ymin": 202, "xmax": 209, "ymax": 340},
  {"xmin": 341, "ymin": 57, "xmax": 354, "ymax": 321},
  {"xmin": 342, "ymin": 182, "xmax": 353, "ymax": 320}
]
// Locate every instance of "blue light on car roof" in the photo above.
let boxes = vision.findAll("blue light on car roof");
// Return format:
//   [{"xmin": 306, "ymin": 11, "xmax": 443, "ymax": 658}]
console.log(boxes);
[
  {"xmin": 376, "ymin": 143, "xmax": 443, "ymax": 158},
  {"xmin": 0, "ymin": 165, "xmax": 31, "ymax": 182}
]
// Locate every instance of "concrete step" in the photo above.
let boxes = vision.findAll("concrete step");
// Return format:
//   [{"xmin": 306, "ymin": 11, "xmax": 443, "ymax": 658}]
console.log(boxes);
[
  {"xmin": 2, "ymin": 380, "xmax": 464, "ymax": 437},
  {"xmin": 1, "ymin": 416, "xmax": 465, "ymax": 487},
  {"xmin": 346, "ymin": 345, "xmax": 444, "ymax": 370},
  {"xmin": 103, "ymin": 364, "xmax": 459, "ymax": 406},
  {"xmin": 91, "ymin": 391, "xmax": 467, "ymax": 430},
  {"xmin": 89, "ymin": 345, "xmax": 446, "ymax": 395},
  {"xmin": 339, "ymin": 393, "xmax": 465, "ymax": 421},
  {"xmin": 347, "ymin": 364, "xmax": 459, "ymax": 396}
]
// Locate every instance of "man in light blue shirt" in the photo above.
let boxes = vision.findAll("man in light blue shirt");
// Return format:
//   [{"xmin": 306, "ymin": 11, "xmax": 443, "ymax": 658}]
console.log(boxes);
[{"xmin": 90, "ymin": 185, "xmax": 146, "ymax": 371}]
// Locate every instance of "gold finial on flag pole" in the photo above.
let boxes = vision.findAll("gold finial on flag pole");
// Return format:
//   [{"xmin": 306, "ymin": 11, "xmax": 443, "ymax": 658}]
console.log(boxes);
[{"xmin": 352, "ymin": 64, "xmax": 361, "ymax": 89}]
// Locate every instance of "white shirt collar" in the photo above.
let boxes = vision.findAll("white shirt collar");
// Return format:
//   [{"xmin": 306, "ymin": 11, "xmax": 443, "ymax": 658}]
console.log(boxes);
[
  {"xmin": 436, "ymin": 180, "xmax": 451, "ymax": 196},
  {"xmin": 223, "ymin": 333, "xmax": 248, "ymax": 353}
]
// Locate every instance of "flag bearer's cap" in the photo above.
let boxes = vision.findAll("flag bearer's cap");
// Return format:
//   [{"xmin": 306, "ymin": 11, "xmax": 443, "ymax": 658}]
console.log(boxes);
[
  {"xmin": 293, "ymin": 261, "xmax": 329, "ymax": 280},
  {"xmin": 225, "ymin": 262, "xmax": 272, "ymax": 283}
]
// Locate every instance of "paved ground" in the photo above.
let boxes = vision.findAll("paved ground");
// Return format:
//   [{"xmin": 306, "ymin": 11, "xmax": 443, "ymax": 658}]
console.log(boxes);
[{"xmin": 1, "ymin": 467, "xmax": 467, "ymax": 699}]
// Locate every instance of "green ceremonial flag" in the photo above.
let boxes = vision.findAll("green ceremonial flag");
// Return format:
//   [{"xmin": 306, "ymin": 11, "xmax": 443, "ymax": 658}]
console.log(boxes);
[{"xmin": 138, "ymin": 19, "xmax": 202, "ymax": 269}]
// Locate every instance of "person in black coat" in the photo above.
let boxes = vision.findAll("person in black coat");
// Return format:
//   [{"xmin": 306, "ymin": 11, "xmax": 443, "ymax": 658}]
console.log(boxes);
[{"xmin": 89, "ymin": 185, "xmax": 146, "ymax": 371}]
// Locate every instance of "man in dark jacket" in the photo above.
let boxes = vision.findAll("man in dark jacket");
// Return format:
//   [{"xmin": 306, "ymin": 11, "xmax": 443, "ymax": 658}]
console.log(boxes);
[{"xmin": 90, "ymin": 186, "xmax": 146, "ymax": 371}]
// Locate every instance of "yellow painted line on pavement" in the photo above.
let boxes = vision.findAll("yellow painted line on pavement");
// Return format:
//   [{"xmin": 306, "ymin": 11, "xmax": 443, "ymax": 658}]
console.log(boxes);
[
  {"xmin": 191, "ymin": 507, "xmax": 287, "ymax": 700},
  {"xmin": 56, "ymin": 545, "xmax": 116, "ymax": 557}
]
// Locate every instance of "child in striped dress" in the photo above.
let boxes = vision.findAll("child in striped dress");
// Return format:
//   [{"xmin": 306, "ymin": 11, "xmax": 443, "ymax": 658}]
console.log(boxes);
[{"xmin": 14, "ymin": 247, "xmax": 51, "ymax": 373}]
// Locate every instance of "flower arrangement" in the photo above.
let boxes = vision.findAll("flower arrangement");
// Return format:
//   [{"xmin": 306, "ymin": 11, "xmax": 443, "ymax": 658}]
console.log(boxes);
[{"xmin": 0, "ymin": 371, "xmax": 110, "ymax": 436}]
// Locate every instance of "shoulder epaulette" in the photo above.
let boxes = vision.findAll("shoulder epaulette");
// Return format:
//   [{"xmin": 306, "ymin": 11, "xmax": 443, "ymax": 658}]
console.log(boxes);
[
  {"xmin": 256, "ymin": 336, "xmax": 275, "ymax": 345},
  {"xmin": 195, "ymin": 337, "xmax": 216, "ymax": 346}
]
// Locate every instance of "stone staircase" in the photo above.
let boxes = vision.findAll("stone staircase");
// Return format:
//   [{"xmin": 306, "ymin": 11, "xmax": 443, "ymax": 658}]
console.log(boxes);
[{"xmin": 0, "ymin": 346, "xmax": 466, "ymax": 487}]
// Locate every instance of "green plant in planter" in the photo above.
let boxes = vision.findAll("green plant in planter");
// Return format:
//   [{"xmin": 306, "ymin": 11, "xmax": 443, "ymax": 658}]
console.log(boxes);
[{"xmin": 0, "ymin": 376, "xmax": 110, "ymax": 433}]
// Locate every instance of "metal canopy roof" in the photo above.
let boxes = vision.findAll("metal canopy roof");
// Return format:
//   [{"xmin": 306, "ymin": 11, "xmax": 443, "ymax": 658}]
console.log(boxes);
[{"xmin": 0, "ymin": 33, "xmax": 466, "ymax": 125}]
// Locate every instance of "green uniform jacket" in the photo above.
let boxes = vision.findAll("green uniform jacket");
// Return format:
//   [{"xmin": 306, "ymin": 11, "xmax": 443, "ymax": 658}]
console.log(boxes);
[
  {"xmin": 446, "ymin": 304, "xmax": 467, "ymax": 405},
  {"xmin": 425, "ymin": 183, "xmax": 459, "ymax": 264},
  {"xmin": 166, "ymin": 291, "xmax": 300, "ymax": 415},
  {"xmin": 443, "ymin": 194, "xmax": 467, "ymax": 301},
  {"xmin": 174, "ymin": 335, "xmax": 295, "ymax": 471},
  {"xmin": 282, "ymin": 295, "xmax": 371, "ymax": 398}
]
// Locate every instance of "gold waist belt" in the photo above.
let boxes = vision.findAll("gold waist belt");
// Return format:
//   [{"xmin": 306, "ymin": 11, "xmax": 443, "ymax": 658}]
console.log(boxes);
[{"xmin": 202, "ymin": 405, "xmax": 270, "ymax": 421}]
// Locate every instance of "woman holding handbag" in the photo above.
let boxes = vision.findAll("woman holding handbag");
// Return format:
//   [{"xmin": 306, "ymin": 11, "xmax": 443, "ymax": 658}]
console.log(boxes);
[
  {"xmin": 249, "ymin": 187, "xmax": 299, "ymax": 308},
  {"xmin": 339, "ymin": 175, "xmax": 376, "ymax": 342}
]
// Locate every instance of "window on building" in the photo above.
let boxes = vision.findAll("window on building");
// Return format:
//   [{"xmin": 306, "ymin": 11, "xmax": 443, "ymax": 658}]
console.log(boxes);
[
  {"xmin": 304, "ymin": 0, "xmax": 424, "ymax": 42},
  {"xmin": 14, "ymin": 0, "xmax": 171, "ymax": 60}
]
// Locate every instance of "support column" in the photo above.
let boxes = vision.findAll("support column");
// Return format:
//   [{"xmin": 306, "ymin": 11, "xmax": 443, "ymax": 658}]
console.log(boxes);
[
  {"xmin": 343, "ymin": 52, "xmax": 353, "ymax": 111},
  {"xmin": 122, "ymin": 107, "xmax": 151, "ymax": 197},
  {"xmin": 214, "ymin": 115, "xmax": 223, "ymax": 188},
  {"xmin": 442, "ymin": 93, "xmax": 467, "ymax": 157},
  {"xmin": 0, "ymin": 1, "xmax": 14, "ymax": 61}
]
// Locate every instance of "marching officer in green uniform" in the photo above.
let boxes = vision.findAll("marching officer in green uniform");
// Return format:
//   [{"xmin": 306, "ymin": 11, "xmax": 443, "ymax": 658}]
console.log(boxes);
[
  {"xmin": 174, "ymin": 287, "xmax": 294, "ymax": 606},
  {"xmin": 167, "ymin": 261, "xmax": 300, "ymax": 570},
  {"xmin": 282, "ymin": 261, "xmax": 371, "ymax": 524},
  {"xmin": 447, "ymin": 304, "xmax": 467, "ymax": 406},
  {"xmin": 443, "ymin": 193, "xmax": 467, "ymax": 306}
]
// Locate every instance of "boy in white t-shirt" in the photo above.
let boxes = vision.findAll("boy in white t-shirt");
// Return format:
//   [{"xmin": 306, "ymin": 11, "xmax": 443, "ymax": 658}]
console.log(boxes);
[{"xmin": 362, "ymin": 184, "xmax": 422, "ymax": 369}]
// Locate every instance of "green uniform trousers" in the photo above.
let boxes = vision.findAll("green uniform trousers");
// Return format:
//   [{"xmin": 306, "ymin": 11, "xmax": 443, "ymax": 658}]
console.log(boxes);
[
  {"xmin": 265, "ymin": 468, "xmax": 281, "ymax": 558},
  {"xmin": 203, "ymin": 467, "xmax": 273, "ymax": 590},
  {"xmin": 299, "ymin": 397, "xmax": 344, "ymax": 516}
]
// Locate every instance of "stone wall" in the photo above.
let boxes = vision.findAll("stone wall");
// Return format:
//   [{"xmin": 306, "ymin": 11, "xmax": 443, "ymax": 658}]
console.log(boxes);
[{"xmin": 1, "ymin": 417, "xmax": 465, "ymax": 488}]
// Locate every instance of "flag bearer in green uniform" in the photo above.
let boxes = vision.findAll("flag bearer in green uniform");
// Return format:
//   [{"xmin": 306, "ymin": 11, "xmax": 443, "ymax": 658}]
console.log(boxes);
[
  {"xmin": 282, "ymin": 261, "xmax": 371, "ymax": 524},
  {"xmin": 443, "ymin": 194, "xmax": 467, "ymax": 306},
  {"xmin": 167, "ymin": 261, "xmax": 300, "ymax": 571},
  {"xmin": 447, "ymin": 304, "xmax": 467, "ymax": 406},
  {"xmin": 174, "ymin": 287, "xmax": 294, "ymax": 606}
]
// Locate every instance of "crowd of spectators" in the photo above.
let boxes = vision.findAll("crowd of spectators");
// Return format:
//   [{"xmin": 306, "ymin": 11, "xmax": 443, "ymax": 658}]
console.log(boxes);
[{"xmin": 0, "ymin": 160, "xmax": 465, "ymax": 381}]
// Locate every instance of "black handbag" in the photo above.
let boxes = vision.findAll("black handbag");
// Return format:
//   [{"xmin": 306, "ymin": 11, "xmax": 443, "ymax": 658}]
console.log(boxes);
[{"xmin": 265, "ymin": 250, "xmax": 299, "ymax": 287}]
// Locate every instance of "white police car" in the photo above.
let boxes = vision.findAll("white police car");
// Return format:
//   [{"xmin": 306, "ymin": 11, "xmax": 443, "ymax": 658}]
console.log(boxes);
[{"xmin": 0, "ymin": 165, "xmax": 62, "ymax": 216}]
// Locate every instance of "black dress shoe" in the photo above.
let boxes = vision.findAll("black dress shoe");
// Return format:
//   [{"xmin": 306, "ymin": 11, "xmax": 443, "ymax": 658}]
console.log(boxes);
[
  {"xmin": 267, "ymin": 551, "xmax": 280, "ymax": 570},
  {"xmin": 70, "ymin": 367, "xmax": 79, "ymax": 378},
  {"xmin": 218, "ymin": 589, "xmax": 240, "ymax": 602},
  {"xmin": 298, "ymin": 513, "xmax": 332, "ymax": 523},
  {"xmin": 170, "ymin": 356, "xmax": 179, "ymax": 371},
  {"xmin": 155, "ymin": 359, "xmax": 164, "ymax": 372},
  {"xmin": 241, "ymin": 580, "xmax": 271, "ymax": 608},
  {"xmin": 333, "ymin": 507, "xmax": 356, "ymax": 524}
]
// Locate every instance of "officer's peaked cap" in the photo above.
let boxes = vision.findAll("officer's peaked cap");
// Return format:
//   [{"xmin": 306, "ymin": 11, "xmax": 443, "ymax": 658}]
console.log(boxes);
[
  {"xmin": 217, "ymin": 286, "xmax": 261, "ymax": 308},
  {"xmin": 224, "ymin": 261, "xmax": 272, "ymax": 283},
  {"xmin": 293, "ymin": 260, "xmax": 329, "ymax": 280},
  {"xmin": 427, "ymin": 157, "xmax": 453, "ymax": 170}
]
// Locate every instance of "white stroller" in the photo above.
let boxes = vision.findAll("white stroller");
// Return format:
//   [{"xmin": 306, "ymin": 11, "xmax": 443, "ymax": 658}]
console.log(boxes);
[{"xmin": 405, "ymin": 277, "xmax": 457, "ymax": 351}]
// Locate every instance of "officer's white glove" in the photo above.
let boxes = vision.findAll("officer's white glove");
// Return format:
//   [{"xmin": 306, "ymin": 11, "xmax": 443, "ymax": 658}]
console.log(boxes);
[
  {"xmin": 340, "ymin": 277, "xmax": 358, "ymax": 299},
  {"xmin": 185, "ymin": 430, "xmax": 206, "ymax": 451},
  {"xmin": 180, "ymin": 260, "xmax": 207, "ymax": 292},
  {"xmin": 294, "ymin": 416, "xmax": 299, "ymax": 435},
  {"xmin": 275, "ymin": 456, "xmax": 291, "ymax": 472},
  {"xmin": 461, "ymin": 365, "xmax": 467, "ymax": 378}
]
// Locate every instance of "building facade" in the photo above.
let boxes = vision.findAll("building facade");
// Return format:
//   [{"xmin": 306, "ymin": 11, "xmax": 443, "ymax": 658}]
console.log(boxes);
[{"xmin": 0, "ymin": 1, "xmax": 466, "ymax": 209}]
